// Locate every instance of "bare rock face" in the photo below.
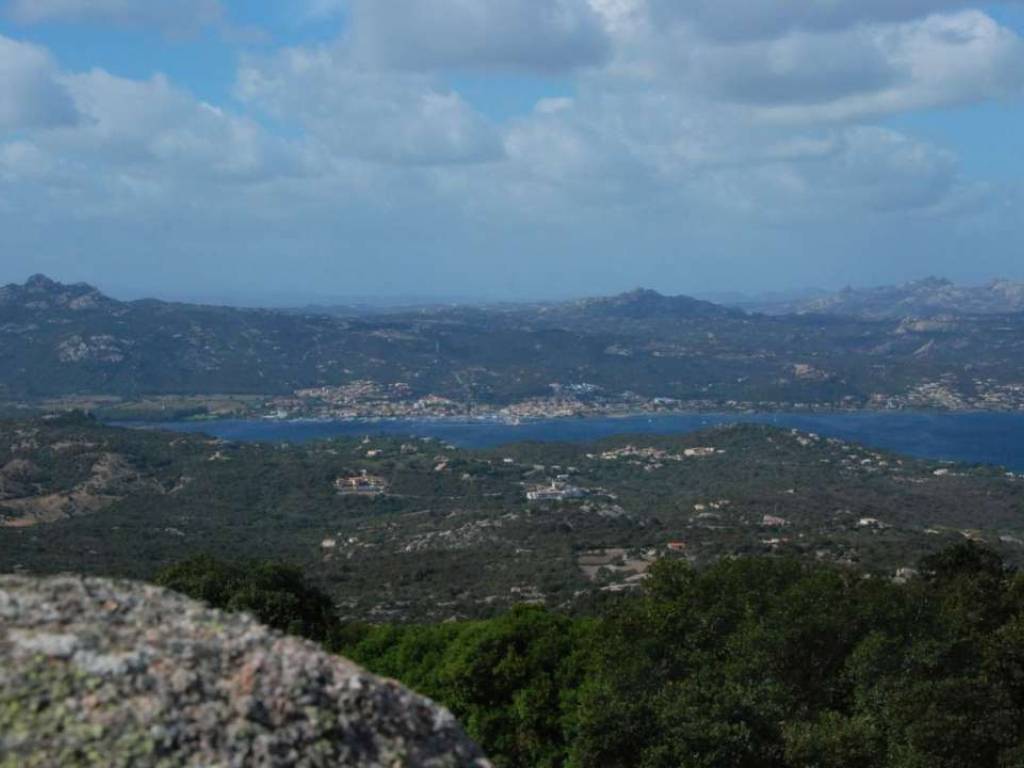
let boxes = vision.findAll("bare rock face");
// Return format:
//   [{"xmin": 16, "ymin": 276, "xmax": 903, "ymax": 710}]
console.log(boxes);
[{"xmin": 0, "ymin": 576, "xmax": 491, "ymax": 768}]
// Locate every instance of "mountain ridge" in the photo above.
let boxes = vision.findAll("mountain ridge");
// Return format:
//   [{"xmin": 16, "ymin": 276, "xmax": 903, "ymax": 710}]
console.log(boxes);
[
  {"xmin": 745, "ymin": 276, "xmax": 1024, "ymax": 318},
  {"xmin": 3, "ymin": 275, "xmax": 1024, "ymax": 413},
  {"xmin": 565, "ymin": 287, "xmax": 741, "ymax": 319}
]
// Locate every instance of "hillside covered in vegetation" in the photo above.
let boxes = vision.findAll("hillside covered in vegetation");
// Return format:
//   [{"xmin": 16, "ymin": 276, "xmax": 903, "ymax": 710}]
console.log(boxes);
[
  {"xmin": 156, "ymin": 543, "xmax": 1024, "ymax": 768},
  {"xmin": 4, "ymin": 275, "xmax": 1024, "ymax": 414},
  {"xmin": 2, "ymin": 414, "xmax": 1023, "ymax": 621}
]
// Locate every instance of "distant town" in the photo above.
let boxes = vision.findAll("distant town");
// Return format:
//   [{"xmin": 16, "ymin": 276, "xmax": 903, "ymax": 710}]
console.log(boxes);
[
  {"xmin": 13, "ymin": 372, "xmax": 1024, "ymax": 426},
  {"xmin": 4, "ymin": 275, "xmax": 1024, "ymax": 423},
  {"xmin": 271, "ymin": 376, "xmax": 1024, "ymax": 421}
]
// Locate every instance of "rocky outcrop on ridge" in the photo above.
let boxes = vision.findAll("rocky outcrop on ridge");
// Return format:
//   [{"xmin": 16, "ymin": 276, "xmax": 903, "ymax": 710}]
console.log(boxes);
[{"xmin": 0, "ymin": 575, "xmax": 491, "ymax": 767}]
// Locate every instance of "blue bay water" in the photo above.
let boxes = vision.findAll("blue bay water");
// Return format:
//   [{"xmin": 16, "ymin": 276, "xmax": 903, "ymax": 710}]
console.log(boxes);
[{"xmin": 131, "ymin": 411, "xmax": 1024, "ymax": 471}]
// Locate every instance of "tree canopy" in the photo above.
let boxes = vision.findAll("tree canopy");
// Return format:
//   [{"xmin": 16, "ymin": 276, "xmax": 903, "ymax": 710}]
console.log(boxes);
[{"xmin": 158, "ymin": 543, "xmax": 1024, "ymax": 768}]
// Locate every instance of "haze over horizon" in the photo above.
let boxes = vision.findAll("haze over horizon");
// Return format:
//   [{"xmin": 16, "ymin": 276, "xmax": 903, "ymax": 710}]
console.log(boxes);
[
  {"xmin": 2, "ymin": 1, "xmax": 1024, "ymax": 302},
  {"xmin": 6, "ymin": 269, "xmax": 1024, "ymax": 312}
]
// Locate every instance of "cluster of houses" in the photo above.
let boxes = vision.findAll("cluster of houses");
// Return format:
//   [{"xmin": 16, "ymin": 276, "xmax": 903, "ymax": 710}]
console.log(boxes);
[
  {"xmin": 857, "ymin": 517, "xmax": 889, "ymax": 530},
  {"xmin": 335, "ymin": 470, "xmax": 388, "ymax": 496},
  {"xmin": 526, "ymin": 480, "xmax": 587, "ymax": 502},
  {"xmin": 596, "ymin": 445, "xmax": 685, "ymax": 462},
  {"xmin": 594, "ymin": 444, "xmax": 723, "ymax": 463}
]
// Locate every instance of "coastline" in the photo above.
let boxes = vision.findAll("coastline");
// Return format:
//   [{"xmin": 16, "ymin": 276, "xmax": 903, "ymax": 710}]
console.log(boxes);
[
  {"xmin": 112, "ymin": 402, "xmax": 1024, "ymax": 427},
  {"xmin": 110, "ymin": 409, "xmax": 1024, "ymax": 472}
]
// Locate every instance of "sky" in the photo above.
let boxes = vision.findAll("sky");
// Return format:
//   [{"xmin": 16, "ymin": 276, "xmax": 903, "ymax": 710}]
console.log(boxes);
[{"xmin": 1, "ymin": 0, "xmax": 1024, "ymax": 304}]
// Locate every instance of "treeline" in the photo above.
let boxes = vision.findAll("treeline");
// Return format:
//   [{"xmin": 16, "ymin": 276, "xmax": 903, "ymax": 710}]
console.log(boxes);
[{"xmin": 157, "ymin": 543, "xmax": 1024, "ymax": 768}]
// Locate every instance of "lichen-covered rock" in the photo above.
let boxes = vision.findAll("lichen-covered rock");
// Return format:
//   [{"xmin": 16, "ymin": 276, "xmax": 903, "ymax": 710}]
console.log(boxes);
[{"xmin": 0, "ymin": 576, "xmax": 491, "ymax": 768}]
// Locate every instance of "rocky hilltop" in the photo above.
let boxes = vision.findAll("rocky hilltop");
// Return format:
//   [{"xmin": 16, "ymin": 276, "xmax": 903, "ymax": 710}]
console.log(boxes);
[
  {"xmin": 0, "ymin": 274, "xmax": 113, "ymax": 312},
  {"xmin": 0, "ymin": 575, "xmax": 490, "ymax": 767},
  {"xmin": 560, "ymin": 287, "xmax": 740, "ymax": 320},
  {"xmin": 749, "ymin": 277, "xmax": 1024, "ymax": 318}
]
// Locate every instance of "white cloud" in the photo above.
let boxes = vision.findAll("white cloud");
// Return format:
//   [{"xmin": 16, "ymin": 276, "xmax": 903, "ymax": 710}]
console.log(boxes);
[
  {"xmin": 5, "ymin": 0, "xmax": 223, "ymax": 35},
  {"xmin": 0, "ymin": 35, "xmax": 77, "ymax": 129},
  {"xmin": 688, "ymin": 29, "xmax": 899, "ymax": 107},
  {"xmin": 495, "ymin": 85, "xmax": 971, "ymax": 224},
  {"xmin": 646, "ymin": 0, "xmax": 1024, "ymax": 41},
  {"xmin": 0, "ymin": 141, "xmax": 58, "ymax": 182},
  {"xmin": 0, "ymin": 52, "xmax": 307, "ymax": 220},
  {"xmin": 346, "ymin": 0, "xmax": 611, "ymax": 73},
  {"xmin": 3, "ymin": 1, "xmax": 1024, "ymax": 297},
  {"xmin": 585, "ymin": 7, "xmax": 1024, "ymax": 124},
  {"xmin": 753, "ymin": 126, "xmax": 963, "ymax": 215},
  {"xmin": 703, "ymin": 12, "xmax": 1024, "ymax": 122},
  {"xmin": 57, "ymin": 70, "xmax": 303, "ymax": 182},
  {"xmin": 302, "ymin": 0, "xmax": 346, "ymax": 21},
  {"xmin": 238, "ymin": 47, "xmax": 504, "ymax": 166}
]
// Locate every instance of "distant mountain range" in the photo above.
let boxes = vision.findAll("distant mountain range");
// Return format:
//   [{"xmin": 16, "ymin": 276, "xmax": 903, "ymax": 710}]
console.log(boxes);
[
  {"xmin": 0, "ymin": 275, "xmax": 761, "ymax": 402},
  {"xmin": 741, "ymin": 277, "xmax": 1024, "ymax": 318},
  {"xmin": 556, "ymin": 288, "xmax": 738, "ymax": 319},
  {"xmin": 3, "ymin": 274, "xmax": 1024, "ymax": 411},
  {"xmin": 296, "ymin": 287, "xmax": 745, "ymax": 323}
]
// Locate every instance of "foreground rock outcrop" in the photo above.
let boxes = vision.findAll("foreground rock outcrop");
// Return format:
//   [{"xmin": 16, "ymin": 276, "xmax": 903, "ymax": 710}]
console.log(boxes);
[{"xmin": 0, "ymin": 576, "xmax": 491, "ymax": 767}]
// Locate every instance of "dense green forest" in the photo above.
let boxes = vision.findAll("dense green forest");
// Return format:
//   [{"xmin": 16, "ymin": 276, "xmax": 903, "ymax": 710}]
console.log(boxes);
[{"xmin": 158, "ymin": 543, "xmax": 1024, "ymax": 768}]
